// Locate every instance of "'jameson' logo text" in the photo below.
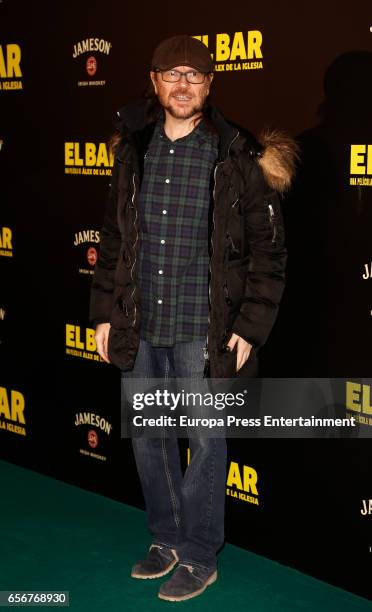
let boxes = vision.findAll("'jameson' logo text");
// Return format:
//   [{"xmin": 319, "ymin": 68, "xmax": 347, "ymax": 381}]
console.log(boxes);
[
  {"xmin": 75, "ymin": 412, "xmax": 112, "ymax": 434},
  {"xmin": 362, "ymin": 262, "xmax": 372, "ymax": 280},
  {"xmin": 73, "ymin": 38, "xmax": 112, "ymax": 58},
  {"xmin": 360, "ymin": 499, "xmax": 372, "ymax": 515},
  {"xmin": 73, "ymin": 230, "xmax": 100, "ymax": 246}
]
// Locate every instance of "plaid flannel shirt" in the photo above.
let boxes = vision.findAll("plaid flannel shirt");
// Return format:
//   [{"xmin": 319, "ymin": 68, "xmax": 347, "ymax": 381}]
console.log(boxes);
[{"xmin": 137, "ymin": 117, "xmax": 219, "ymax": 346}]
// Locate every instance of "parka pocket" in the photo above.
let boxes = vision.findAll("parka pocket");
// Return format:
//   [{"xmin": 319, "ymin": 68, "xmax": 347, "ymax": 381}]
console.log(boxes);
[
  {"xmin": 224, "ymin": 254, "xmax": 250, "ymax": 307},
  {"xmin": 110, "ymin": 286, "xmax": 135, "ymax": 331},
  {"xmin": 221, "ymin": 348, "xmax": 238, "ymax": 378},
  {"xmin": 226, "ymin": 253, "xmax": 250, "ymax": 269},
  {"xmin": 219, "ymin": 345, "xmax": 257, "ymax": 378},
  {"xmin": 235, "ymin": 347, "xmax": 258, "ymax": 378}
]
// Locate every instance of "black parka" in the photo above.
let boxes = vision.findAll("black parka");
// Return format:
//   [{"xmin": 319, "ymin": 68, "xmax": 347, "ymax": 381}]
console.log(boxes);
[{"xmin": 89, "ymin": 100, "xmax": 298, "ymax": 377}]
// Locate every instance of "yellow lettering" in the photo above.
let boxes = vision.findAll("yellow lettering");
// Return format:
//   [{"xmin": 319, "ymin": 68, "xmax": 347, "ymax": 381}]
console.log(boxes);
[
  {"xmin": 350, "ymin": 145, "xmax": 366, "ymax": 175},
  {"xmin": 65, "ymin": 143, "xmax": 74, "ymax": 166},
  {"xmin": 0, "ymin": 227, "xmax": 12, "ymax": 250},
  {"xmin": 216, "ymin": 33, "xmax": 230, "ymax": 62},
  {"xmin": 74, "ymin": 143, "xmax": 84, "ymax": 166},
  {"xmin": 193, "ymin": 35, "xmax": 209, "ymax": 48},
  {"xmin": 85, "ymin": 142, "xmax": 96, "ymax": 166},
  {"xmin": 10, "ymin": 390, "xmax": 25, "ymax": 424},
  {"xmin": 0, "ymin": 44, "xmax": 22, "ymax": 78},
  {"xmin": 0, "ymin": 387, "xmax": 11, "ymax": 419},
  {"xmin": 346, "ymin": 381, "xmax": 361, "ymax": 412},
  {"xmin": 65, "ymin": 323, "xmax": 75, "ymax": 348},
  {"xmin": 75, "ymin": 326, "xmax": 84, "ymax": 349},
  {"xmin": 230, "ymin": 32, "xmax": 246, "ymax": 61},
  {"xmin": 368, "ymin": 145, "xmax": 372, "ymax": 175},
  {"xmin": 96, "ymin": 143, "xmax": 109, "ymax": 167},
  {"xmin": 86, "ymin": 328, "xmax": 96, "ymax": 352},
  {"xmin": 0, "ymin": 46, "xmax": 6, "ymax": 78},
  {"xmin": 6, "ymin": 44, "xmax": 22, "ymax": 77},
  {"xmin": 362, "ymin": 384, "xmax": 372, "ymax": 415},
  {"xmin": 243, "ymin": 465, "xmax": 258, "ymax": 495},
  {"xmin": 247, "ymin": 31, "xmax": 263, "ymax": 59},
  {"xmin": 226, "ymin": 461, "xmax": 243, "ymax": 489}
]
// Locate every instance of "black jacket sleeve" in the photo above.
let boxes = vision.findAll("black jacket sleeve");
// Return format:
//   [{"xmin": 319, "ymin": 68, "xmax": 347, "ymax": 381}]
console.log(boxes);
[
  {"xmin": 231, "ymin": 161, "xmax": 287, "ymax": 348},
  {"xmin": 89, "ymin": 154, "xmax": 122, "ymax": 328}
]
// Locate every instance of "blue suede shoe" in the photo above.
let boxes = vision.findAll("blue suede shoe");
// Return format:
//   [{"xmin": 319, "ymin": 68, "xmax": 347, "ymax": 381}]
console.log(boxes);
[
  {"xmin": 158, "ymin": 563, "xmax": 217, "ymax": 601},
  {"xmin": 131, "ymin": 544, "xmax": 178, "ymax": 579}
]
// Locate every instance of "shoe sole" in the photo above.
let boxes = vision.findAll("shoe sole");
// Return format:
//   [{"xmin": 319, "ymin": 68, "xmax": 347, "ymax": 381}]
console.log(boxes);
[
  {"xmin": 131, "ymin": 549, "xmax": 179, "ymax": 580},
  {"xmin": 158, "ymin": 570, "xmax": 217, "ymax": 601}
]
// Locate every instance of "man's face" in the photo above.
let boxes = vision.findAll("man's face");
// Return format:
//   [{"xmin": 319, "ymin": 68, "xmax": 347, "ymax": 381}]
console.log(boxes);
[{"xmin": 150, "ymin": 65, "xmax": 213, "ymax": 120}]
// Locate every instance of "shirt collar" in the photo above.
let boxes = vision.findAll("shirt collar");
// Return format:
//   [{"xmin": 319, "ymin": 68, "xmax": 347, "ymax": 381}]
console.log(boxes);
[{"xmin": 155, "ymin": 115, "xmax": 213, "ymax": 147}]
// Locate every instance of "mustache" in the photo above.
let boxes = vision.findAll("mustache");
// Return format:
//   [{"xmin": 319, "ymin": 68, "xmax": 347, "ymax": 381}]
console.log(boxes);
[{"xmin": 171, "ymin": 90, "xmax": 193, "ymax": 96}]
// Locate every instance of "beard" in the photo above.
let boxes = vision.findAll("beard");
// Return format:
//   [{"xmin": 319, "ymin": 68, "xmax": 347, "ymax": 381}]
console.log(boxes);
[
  {"xmin": 158, "ymin": 87, "xmax": 208, "ymax": 120},
  {"xmin": 163, "ymin": 98, "xmax": 204, "ymax": 119}
]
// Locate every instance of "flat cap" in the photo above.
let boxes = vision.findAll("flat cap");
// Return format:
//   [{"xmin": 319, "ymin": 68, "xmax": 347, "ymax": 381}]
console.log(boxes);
[{"xmin": 151, "ymin": 35, "xmax": 214, "ymax": 73}]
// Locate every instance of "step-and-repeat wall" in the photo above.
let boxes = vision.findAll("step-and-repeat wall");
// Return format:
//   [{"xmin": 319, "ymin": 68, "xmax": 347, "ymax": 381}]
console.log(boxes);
[{"xmin": 1, "ymin": 0, "xmax": 372, "ymax": 601}]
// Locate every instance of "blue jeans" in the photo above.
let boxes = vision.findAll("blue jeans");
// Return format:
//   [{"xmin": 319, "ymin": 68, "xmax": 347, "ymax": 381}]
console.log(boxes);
[{"xmin": 121, "ymin": 338, "xmax": 227, "ymax": 570}]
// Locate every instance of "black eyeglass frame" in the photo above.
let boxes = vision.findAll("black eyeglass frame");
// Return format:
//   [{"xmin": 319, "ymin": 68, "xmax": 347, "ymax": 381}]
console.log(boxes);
[{"xmin": 153, "ymin": 67, "xmax": 213, "ymax": 83}]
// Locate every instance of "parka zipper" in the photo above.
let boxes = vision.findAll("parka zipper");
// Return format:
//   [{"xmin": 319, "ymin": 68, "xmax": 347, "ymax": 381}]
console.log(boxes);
[
  {"xmin": 204, "ymin": 161, "xmax": 222, "ymax": 370},
  {"xmin": 130, "ymin": 171, "xmax": 138, "ymax": 327},
  {"xmin": 223, "ymin": 282, "xmax": 233, "ymax": 306},
  {"xmin": 267, "ymin": 202, "xmax": 277, "ymax": 245},
  {"xmin": 226, "ymin": 231, "xmax": 240, "ymax": 256},
  {"xmin": 120, "ymin": 298, "xmax": 129, "ymax": 317},
  {"xmin": 204, "ymin": 130, "xmax": 240, "ymax": 376}
]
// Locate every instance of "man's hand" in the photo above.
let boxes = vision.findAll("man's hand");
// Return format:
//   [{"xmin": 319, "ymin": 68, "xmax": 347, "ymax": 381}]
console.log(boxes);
[
  {"xmin": 227, "ymin": 333, "xmax": 252, "ymax": 372},
  {"xmin": 95, "ymin": 322, "xmax": 111, "ymax": 363}
]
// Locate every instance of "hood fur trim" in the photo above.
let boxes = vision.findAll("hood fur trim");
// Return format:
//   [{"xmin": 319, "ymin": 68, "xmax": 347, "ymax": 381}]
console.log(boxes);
[{"xmin": 256, "ymin": 128, "xmax": 300, "ymax": 192}]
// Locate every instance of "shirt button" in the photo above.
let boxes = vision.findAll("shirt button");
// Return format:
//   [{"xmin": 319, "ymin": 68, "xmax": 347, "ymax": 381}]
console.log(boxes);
[
  {"xmin": 157, "ymin": 299, "xmax": 163, "ymax": 304},
  {"xmin": 160, "ymin": 239, "xmax": 165, "ymax": 244},
  {"xmin": 158, "ymin": 269, "xmax": 163, "ymax": 275},
  {"xmin": 165, "ymin": 178, "xmax": 170, "ymax": 184},
  {"xmin": 169, "ymin": 149, "xmax": 174, "ymax": 154},
  {"xmin": 162, "ymin": 209, "xmax": 167, "ymax": 215}
]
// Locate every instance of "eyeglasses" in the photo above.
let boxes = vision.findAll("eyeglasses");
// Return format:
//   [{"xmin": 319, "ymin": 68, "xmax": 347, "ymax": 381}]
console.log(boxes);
[{"xmin": 155, "ymin": 68, "xmax": 210, "ymax": 84}]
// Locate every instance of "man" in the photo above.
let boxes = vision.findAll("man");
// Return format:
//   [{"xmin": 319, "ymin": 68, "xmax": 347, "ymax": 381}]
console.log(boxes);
[{"xmin": 89, "ymin": 35, "xmax": 298, "ymax": 601}]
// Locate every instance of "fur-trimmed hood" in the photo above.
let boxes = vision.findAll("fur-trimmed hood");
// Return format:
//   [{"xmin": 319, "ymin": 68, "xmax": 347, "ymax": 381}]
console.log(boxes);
[
  {"xmin": 112, "ymin": 100, "xmax": 300, "ymax": 193},
  {"xmin": 255, "ymin": 127, "xmax": 300, "ymax": 193}
]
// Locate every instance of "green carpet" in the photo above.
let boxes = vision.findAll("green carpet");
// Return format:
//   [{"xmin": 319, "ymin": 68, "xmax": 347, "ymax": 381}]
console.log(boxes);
[{"xmin": 0, "ymin": 459, "xmax": 371, "ymax": 611}]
